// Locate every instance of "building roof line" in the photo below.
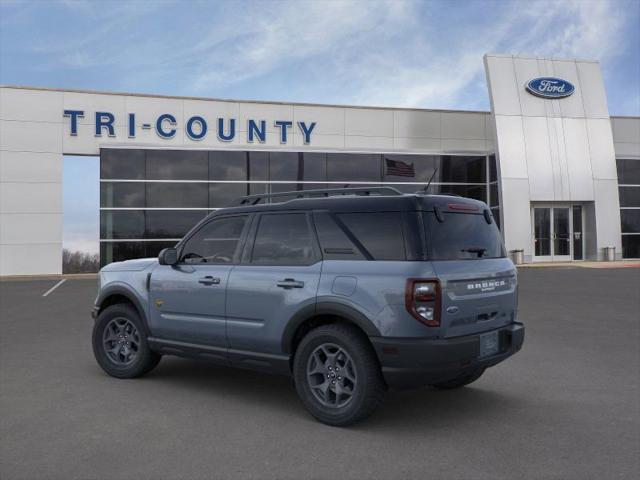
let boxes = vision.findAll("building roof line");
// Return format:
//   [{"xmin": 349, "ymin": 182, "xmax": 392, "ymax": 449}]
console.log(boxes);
[{"xmin": 0, "ymin": 84, "xmax": 490, "ymax": 115}]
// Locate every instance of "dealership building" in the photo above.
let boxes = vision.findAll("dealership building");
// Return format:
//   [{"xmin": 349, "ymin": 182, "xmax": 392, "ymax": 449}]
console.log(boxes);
[{"xmin": 1, "ymin": 53, "xmax": 639, "ymax": 275}]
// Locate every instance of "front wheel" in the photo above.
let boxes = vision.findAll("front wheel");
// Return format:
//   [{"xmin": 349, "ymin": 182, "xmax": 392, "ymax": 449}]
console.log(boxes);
[
  {"xmin": 92, "ymin": 303, "xmax": 161, "ymax": 379},
  {"xmin": 293, "ymin": 324, "xmax": 385, "ymax": 426}
]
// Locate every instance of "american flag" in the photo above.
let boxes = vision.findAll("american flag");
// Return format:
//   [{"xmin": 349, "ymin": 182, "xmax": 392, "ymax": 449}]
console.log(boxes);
[{"xmin": 385, "ymin": 158, "xmax": 415, "ymax": 177}]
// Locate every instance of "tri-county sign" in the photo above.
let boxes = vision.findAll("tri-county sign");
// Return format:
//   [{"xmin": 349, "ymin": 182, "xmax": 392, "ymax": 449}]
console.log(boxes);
[
  {"xmin": 63, "ymin": 110, "xmax": 317, "ymax": 144},
  {"xmin": 525, "ymin": 77, "xmax": 575, "ymax": 99}
]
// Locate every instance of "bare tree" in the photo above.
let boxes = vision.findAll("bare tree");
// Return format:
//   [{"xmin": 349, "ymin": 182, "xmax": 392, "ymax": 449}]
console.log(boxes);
[{"xmin": 62, "ymin": 249, "xmax": 99, "ymax": 274}]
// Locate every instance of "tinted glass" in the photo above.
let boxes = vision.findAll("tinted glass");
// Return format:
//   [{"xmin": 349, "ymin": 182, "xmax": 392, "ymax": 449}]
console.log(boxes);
[
  {"xmin": 621, "ymin": 210, "xmax": 640, "ymax": 233},
  {"xmin": 489, "ymin": 155, "xmax": 497, "ymax": 182},
  {"xmin": 437, "ymin": 156, "xmax": 485, "ymax": 183},
  {"xmin": 146, "ymin": 182, "xmax": 208, "ymax": 208},
  {"xmin": 180, "ymin": 216, "xmax": 247, "ymax": 264},
  {"xmin": 622, "ymin": 235, "xmax": 640, "ymax": 258},
  {"xmin": 313, "ymin": 212, "xmax": 365, "ymax": 260},
  {"xmin": 251, "ymin": 214, "xmax": 315, "ymax": 265},
  {"xmin": 100, "ymin": 211, "xmax": 145, "ymax": 239},
  {"xmin": 100, "ymin": 241, "xmax": 177, "ymax": 267},
  {"xmin": 209, "ymin": 151, "xmax": 268, "ymax": 181},
  {"xmin": 424, "ymin": 212, "xmax": 505, "ymax": 260},
  {"xmin": 619, "ymin": 187, "xmax": 640, "ymax": 207},
  {"xmin": 489, "ymin": 184, "xmax": 499, "ymax": 207},
  {"xmin": 210, "ymin": 182, "xmax": 249, "ymax": 207},
  {"xmin": 146, "ymin": 150, "xmax": 208, "ymax": 180},
  {"xmin": 100, "ymin": 182, "xmax": 145, "ymax": 208},
  {"xmin": 337, "ymin": 212, "xmax": 406, "ymax": 260},
  {"xmin": 491, "ymin": 207, "xmax": 501, "ymax": 231},
  {"xmin": 617, "ymin": 159, "xmax": 640, "ymax": 184},
  {"xmin": 269, "ymin": 152, "xmax": 326, "ymax": 182},
  {"xmin": 327, "ymin": 153, "xmax": 381, "ymax": 182},
  {"xmin": 100, "ymin": 149, "xmax": 145, "ymax": 179},
  {"xmin": 210, "ymin": 150, "xmax": 246, "ymax": 180},
  {"xmin": 146, "ymin": 210, "xmax": 207, "ymax": 238},
  {"xmin": 268, "ymin": 183, "xmax": 328, "ymax": 202},
  {"xmin": 383, "ymin": 154, "xmax": 436, "ymax": 183},
  {"xmin": 100, "ymin": 242, "xmax": 145, "ymax": 266}
]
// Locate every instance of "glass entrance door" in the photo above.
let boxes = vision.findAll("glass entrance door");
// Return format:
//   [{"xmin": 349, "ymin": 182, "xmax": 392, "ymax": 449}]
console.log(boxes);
[
  {"xmin": 552, "ymin": 207, "xmax": 571, "ymax": 261},
  {"xmin": 532, "ymin": 205, "xmax": 583, "ymax": 262}
]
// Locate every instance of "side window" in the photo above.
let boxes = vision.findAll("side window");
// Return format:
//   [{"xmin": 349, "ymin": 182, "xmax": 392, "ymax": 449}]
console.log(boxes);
[
  {"xmin": 251, "ymin": 213, "xmax": 316, "ymax": 265},
  {"xmin": 180, "ymin": 216, "xmax": 247, "ymax": 264},
  {"xmin": 337, "ymin": 212, "xmax": 406, "ymax": 260},
  {"xmin": 313, "ymin": 212, "xmax": 366, "ymax": 260}
]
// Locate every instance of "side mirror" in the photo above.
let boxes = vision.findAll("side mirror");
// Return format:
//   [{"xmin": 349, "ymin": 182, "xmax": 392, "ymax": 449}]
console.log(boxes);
[{"xmin": 158, "ymin": 247, "xmax": 178, "ymax": 266}]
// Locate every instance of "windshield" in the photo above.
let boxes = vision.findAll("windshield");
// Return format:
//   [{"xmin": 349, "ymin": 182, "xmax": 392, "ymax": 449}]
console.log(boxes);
[{"xmin": 424, "ymin": 211, "xmax": 506, "ymax": 260}]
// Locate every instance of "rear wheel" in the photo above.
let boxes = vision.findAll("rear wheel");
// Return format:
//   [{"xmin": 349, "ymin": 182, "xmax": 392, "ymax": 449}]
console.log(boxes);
[
  {"xmin": 293, "ymin": 324, "xmax": 385, "ymax": 426},
  {"xmin": 431, "ymin": 368, "xmax": 485, "ymax": 390},
  {"xmin": 92, "ymin": 304, "xmax": 161, "ymax": 379}
]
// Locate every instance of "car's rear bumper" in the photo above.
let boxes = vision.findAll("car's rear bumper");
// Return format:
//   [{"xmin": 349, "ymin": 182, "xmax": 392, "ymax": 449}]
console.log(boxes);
[{"xmin": 370, "ymin": 323, "xmax": 524, "ymax": 390}]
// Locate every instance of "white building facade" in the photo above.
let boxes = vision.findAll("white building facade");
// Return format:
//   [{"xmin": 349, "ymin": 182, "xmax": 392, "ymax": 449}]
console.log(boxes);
[{"xmin": 1, "ymin": 54, "xmax": 639, "ymax": 275}]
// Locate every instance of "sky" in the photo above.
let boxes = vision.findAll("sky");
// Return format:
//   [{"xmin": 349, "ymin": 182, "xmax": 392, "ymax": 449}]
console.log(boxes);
[{"xmin": 1, "ymin": 0, "xmax": 639, "ymax": 253}]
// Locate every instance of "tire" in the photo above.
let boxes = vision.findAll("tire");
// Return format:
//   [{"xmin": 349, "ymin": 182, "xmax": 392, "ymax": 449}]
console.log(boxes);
[
  {"xmin": 431, "ymin": 368, "xmax": 485, "ymax": 390},
  {"xmin": 293, "ymin": 323, "xmax": 385, "ymax": 426},
  {"xmin": 92, "ymin": 303, "xmax": 161, "ymax": 379}
]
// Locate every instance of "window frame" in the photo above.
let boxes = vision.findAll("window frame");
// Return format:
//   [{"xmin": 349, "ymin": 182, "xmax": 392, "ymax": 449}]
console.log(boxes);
[
  {"xmin": 175, "ymin": 213, "xmax": 251, "ymax": 265},
  {"xmin": 241, "ymin": 211, "xmax": 322, "ymax": 266}
]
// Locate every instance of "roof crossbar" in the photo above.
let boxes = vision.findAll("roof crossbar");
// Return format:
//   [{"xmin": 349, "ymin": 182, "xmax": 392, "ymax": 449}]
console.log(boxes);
[{"xmin": 227, "ymin": 186, "xmax": 403, "ymax": 206}]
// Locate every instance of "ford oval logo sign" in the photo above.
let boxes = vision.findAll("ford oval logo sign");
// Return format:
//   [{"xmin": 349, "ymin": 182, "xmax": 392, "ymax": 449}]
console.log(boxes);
[{"xmin": 526, "ymin": 77, "xmax": 575, "ymax": 99}]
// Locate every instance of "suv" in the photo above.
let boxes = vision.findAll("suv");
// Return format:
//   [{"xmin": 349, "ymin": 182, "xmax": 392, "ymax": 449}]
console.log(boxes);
[{"xmin": 91, "ymin": 187, "xmax": 524, "ymax": 426}]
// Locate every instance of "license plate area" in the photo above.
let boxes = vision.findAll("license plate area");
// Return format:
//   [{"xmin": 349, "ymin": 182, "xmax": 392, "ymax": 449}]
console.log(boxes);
[{"xmin": 479, "ymin": 331, "xmax": 499, "ymax": 358}]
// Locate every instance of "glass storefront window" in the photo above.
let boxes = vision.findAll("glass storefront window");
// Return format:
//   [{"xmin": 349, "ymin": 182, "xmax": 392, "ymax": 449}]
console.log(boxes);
[
  {"xmin": 437, "ymin": 155, "xmax": 485, "ymax": 183},
  {"xmin": 617, "ymin": 159, "xmax": 640, "ymax": 185},
  {"xmin": 100, "ymin": 182, "xmax": 145, "ymax": 208},
  {"xmin": 620, "ymin": 210, "xmax": 640, "ymax": 233},
  {"xmin": 146, "ymin": 182, "xmax": 209, "ymax": 208},
  {"xmin": 621, "ymin": 235, "xmax": 640, "ymax": 258},
  {"xmin": 146, "ymin": 210, "xmax": 208, "ymax": 238},
  {"xmin": 146, "ymin": 150, "xmax": 208, "ymax": 180},
  {"xmin": 99, "ymin": 149, "xmax": 500, "ymax": 265},
  {"xmin": 489, "ymin": 154, "xmax": 497, "ymax": 182},
  {"xmin": 100, "ymin": 211, "xmax": 145, "ymax": 239},
  {"xmin": 269, "ymin": 152, "xmax": 327, "ymax": 182},
  {"xmin": 100, "ymin": 149, "xmax": 145, "ymax": 179},
  {"xmin": 619, "ymin": 187, "xmax": 640, "ymax": 207},
  {"xmin": 327, "ymin": 153, "xmax": 381, "ymax": 182}
]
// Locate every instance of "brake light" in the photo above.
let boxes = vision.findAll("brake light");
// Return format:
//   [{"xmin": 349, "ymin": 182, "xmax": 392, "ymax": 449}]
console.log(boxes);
[
  {"xmin": 448, "ymin": 203, "xmax": 478, "ymax": 212},
  {"xmin": 405, "ymin": 279, "xmax": 441, "ymax": 327}
]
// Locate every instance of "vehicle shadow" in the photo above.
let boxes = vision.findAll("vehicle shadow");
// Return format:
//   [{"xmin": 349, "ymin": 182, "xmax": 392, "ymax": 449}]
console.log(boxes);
[{"xmin": 124, "ymin": 356, "xmax": 525, "ymax": 430}]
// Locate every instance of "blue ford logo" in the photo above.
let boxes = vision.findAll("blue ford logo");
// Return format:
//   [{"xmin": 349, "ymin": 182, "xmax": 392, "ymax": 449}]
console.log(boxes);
[{"xmin": 526, "ymin": 77, "xmax": 575, "ymax": 99}]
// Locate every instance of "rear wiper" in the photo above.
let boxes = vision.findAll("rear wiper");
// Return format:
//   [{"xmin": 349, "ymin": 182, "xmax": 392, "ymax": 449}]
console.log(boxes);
[{"xmin": 461, "ymin": 247, "xmax": 487, "ymax": 258}]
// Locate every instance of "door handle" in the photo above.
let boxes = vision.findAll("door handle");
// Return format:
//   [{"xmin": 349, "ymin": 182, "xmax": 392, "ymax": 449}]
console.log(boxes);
[
  {"xmin": 277, "ymin": 278, "xmax": 305, "ymax": 289},
  {"xmin": 198, "ymin": 276, "xmax": 221, "ymax": 286}
]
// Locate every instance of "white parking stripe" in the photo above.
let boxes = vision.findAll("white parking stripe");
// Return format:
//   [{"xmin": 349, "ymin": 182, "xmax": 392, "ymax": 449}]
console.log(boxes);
[{"xmin": 42, "ymin": 279, "xmax": 66, "ymax": 297}]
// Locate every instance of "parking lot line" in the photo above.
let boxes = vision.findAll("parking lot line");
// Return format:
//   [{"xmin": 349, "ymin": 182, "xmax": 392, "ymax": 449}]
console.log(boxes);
[{"xmin": 42, "ymin": 279, "xmax": 66, "ymax": 297}]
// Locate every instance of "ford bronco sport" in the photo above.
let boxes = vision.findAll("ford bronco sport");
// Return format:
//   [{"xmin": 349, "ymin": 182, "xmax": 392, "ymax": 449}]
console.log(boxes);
[{"xmin": 92, "ymin": 187, "xmax": 524, "ymax": 426}]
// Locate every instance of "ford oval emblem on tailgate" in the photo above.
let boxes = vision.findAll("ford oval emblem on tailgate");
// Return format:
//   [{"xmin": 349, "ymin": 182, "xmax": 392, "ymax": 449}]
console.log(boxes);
[{"xmin": 446, "ymin": 306, "xmax": 459, "ymax": 314}]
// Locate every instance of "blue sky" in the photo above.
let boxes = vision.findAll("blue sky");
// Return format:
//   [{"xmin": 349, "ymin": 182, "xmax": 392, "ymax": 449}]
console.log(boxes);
[{"xmin": 1, "ymin": 0, "xmax": 639, "ymax": 253}]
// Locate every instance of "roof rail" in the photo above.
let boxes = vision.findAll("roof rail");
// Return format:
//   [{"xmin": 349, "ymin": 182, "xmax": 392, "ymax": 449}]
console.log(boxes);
[{"xmin": 227, "ymin": 186, "xmax": 404, "ymax": 207}]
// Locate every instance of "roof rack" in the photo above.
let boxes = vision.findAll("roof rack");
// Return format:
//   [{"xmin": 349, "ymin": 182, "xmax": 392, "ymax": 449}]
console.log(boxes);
[{"xmin": 227, "ymin": 186, "xmax": 403, "ymax": 206}]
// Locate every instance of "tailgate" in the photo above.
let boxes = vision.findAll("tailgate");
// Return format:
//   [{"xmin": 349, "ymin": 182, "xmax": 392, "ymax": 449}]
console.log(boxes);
[{"xmin": 432, "ymin": 258, "xmax": 517, "ymax": 338}]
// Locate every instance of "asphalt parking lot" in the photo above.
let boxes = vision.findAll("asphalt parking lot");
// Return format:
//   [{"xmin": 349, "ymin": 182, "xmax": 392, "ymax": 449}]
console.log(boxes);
[{"xmin": 1, "ymin": 267, "xmax": 639, "ymax": 480}]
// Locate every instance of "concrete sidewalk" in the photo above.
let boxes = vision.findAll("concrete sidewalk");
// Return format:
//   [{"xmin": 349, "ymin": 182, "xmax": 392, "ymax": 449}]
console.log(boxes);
[{"xmin": 518, "ymin": 260, "xmax": 640, "ymax": 269}]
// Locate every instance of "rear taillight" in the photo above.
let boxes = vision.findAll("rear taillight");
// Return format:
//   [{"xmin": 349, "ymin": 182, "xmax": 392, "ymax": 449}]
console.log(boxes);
[{"xmin": 405, "ymin": 279, "xmax": 441, "ymax": 327}]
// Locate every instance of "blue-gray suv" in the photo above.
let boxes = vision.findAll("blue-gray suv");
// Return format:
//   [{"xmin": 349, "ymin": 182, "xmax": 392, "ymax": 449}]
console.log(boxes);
[{"xmin": 92, "ymin": 187, "xmax": 524, "ymax": 426}]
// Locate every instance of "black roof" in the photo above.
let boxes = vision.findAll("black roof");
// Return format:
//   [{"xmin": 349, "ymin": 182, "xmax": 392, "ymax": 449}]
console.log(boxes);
[{"xmin": 214, "ymin": 191, "xmax": 488, "ymax": 216}]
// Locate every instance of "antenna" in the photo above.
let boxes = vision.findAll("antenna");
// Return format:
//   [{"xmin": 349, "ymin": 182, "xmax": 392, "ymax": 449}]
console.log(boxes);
[{"xmin": 420, "ymin": 167, "xmax": 438, "ymax": 193}]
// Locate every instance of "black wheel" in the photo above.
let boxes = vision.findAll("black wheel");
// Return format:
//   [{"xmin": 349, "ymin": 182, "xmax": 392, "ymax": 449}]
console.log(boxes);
[
  {"xmin": 431, "ymin": 368, "xmax": 485, "ymax": 390},
  {"xmin": 92, "ymin": 303, "xmax": 161, "ymax": 379},
  {"xmin": 293, "ymin": 324, "xmax": 385, "ymax": 426}
]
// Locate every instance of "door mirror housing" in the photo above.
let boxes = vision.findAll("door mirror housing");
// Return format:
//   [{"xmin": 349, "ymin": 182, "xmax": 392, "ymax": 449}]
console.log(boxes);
[{"xmin": 158, "ymin": 247, "xmax": 178, "ymax": 266}]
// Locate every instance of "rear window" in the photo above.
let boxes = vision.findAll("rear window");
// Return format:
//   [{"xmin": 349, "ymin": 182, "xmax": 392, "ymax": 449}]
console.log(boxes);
[
  {"xmin": 316, "ymin": 212, "xmax": 406, "ymax": 260},
  {"xmin": 424, "ymin": 212, "xmax": 505, "ymax": 260}
]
